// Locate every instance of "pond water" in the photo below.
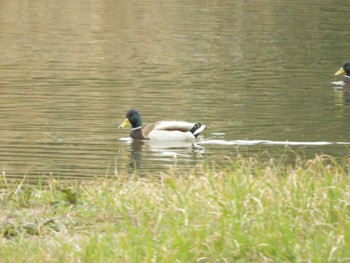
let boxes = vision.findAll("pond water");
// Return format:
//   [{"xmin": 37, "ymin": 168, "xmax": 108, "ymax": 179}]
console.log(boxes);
[{"xmin": 1, "ymin": 0, "xmax": 350, "ymax": 181}]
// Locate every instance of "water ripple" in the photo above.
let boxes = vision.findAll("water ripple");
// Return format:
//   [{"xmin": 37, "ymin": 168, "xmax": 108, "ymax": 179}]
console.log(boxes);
[{"xmin": 200, "ymin": 140, "xmax": 350, "ymax": 146}]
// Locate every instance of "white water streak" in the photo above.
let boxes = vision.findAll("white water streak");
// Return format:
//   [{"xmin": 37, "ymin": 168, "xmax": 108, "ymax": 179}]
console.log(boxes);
[{"xmin": 200, "ymin": 140, "xmax": 350, "ymax": 146}]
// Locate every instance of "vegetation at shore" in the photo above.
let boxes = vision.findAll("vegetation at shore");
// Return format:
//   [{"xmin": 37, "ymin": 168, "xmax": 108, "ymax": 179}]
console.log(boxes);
[{"xmin": 1, "ymin": 155, "xmax": 350, "ymax": 262}]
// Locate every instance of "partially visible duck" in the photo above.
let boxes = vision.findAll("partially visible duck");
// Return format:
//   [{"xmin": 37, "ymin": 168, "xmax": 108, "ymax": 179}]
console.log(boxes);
[
  {"xmin": 118, "ymin": 108, "xmax": 205, "ymax": 141},
  {"xmin": 335, "ymin": 61, "xmax": 350, "ymax": 84}
]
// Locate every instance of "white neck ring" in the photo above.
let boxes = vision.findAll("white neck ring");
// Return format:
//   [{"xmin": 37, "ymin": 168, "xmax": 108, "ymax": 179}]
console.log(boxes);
[{"xmin": 132, "ymin": 126, "xmax": 142, "ymax": 131}]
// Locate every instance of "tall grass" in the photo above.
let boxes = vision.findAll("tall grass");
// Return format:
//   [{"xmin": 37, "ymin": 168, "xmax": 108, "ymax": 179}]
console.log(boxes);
[{"xmin": 1, "ymin": 155, "xmax": 350, "ymax": 262}]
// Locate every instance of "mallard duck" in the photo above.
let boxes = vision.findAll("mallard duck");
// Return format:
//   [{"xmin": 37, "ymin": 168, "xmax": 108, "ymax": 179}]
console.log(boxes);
[
  {"xmin": 118, "ymin": 108, "xmax": 205, "ymax": 141},
  {"xmin": 335, "ymin": 61, "xmax": 350, "ymax": 84}
]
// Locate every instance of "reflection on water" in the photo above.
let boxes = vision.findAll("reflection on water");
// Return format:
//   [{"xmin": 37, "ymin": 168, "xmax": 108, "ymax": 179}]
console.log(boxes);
[
  {"xmin": 333, "ymin": 88, "xmax": 350, "ymax": 108},
  {"xmin": 1, "ymin": 0, "xmax": 350, "ymax": 181},
  {"xmin": 127, "ymin": 140, "xmax": 144, "ymax": 174},
  {"xmin": 124, "ymin": 138, "xmax": 206, "ymax": 176}
]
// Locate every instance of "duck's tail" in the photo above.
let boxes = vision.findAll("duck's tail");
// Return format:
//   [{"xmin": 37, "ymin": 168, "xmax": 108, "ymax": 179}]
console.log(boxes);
[{"xmin": 190, "ymin": 123, "xmax": 206, "ymax": 138}]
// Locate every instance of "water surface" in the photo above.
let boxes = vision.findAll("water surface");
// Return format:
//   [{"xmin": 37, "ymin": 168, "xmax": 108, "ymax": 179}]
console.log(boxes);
[{"xmin": 1, "ymin": 0, "xmax": 350, "ymax": 181}]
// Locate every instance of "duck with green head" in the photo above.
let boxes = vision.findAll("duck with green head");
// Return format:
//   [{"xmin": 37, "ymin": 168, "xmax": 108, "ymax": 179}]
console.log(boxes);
[
  {"xmin": 335, "ymin": 61, "xmax": 350, "ymax": 84},
  {"xmin": 119, "ymin": 108, "xmax": 205, "ymax": 141}
]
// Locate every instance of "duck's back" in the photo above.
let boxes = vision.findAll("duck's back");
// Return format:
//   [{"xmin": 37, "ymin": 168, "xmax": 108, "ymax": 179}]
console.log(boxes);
[{"xmin": 152, "ymin": 121, "xmax": 194, "ymax": 131}]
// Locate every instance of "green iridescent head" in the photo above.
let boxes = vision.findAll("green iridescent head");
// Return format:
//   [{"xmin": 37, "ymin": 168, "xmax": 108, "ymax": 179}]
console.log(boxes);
[
  {"xmin": 335, "ymin": 61, "xmax": 350, "ymax": 76},
  {"xmin": 119, "ymin": 108, "xmax": 142, "ymax": 129}
]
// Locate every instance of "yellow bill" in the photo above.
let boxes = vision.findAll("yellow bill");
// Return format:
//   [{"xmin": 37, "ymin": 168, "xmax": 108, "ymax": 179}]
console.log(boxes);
[
  {"xmin": 335, "ymin": 67, "xmax": 345, "ymax": 76},
  {"xmin": 119, "ymin": 118, "xmax": 130, "ymax": 129}
]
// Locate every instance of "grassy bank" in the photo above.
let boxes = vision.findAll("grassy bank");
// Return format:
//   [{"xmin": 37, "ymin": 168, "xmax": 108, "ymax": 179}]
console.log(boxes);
[{"xmin": 1, "ymin": 155, "xmax": 350, "ymax": 262}]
